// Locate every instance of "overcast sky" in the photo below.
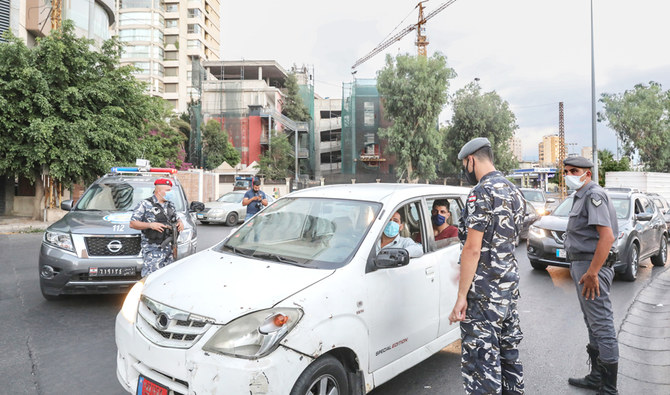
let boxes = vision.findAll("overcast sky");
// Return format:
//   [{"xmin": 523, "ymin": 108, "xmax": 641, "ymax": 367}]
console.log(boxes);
[{"xmin": 220, "ymin": 0, "xmax": 670, "ymax": 161}]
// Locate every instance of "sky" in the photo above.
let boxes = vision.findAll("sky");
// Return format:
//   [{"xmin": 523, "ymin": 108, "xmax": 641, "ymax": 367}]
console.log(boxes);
[{"xmin": 220, "ymin": 0, "xmax": 670, "ymax": 162}]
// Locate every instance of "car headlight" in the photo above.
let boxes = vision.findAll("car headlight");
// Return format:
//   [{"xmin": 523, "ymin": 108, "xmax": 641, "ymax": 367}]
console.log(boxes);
[
  {"xmin": 44, "ymin": 231, "xmax": 74, "ymax": 252},
  {"xmin": 202, "ymin": 308, "xmax": 303, "ymax": 359},
  {"xmin": 208, "ymin": 209, "xmax": 225, "ymax": 217},
  {"xmin": 120, "ymin": 279, "xmax": 145, "ymax": 324},
  {"xmin": 536, "ymin": 207, "xmax": 547, "ymax": 215},
  {"xmin": 529, "ymin": 225, "xmax": 546, "ymax": 239},
  {"xmin": 177, "ymin": 228, "xmax": 193, "ymax": 244}
]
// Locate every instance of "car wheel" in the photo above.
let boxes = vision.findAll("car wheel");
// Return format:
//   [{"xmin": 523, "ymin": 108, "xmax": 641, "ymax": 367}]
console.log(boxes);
[
  {"xmin": 290, "ymin": 354, "xmax": 349, "ymax": 395},
  {"xmin": 225, "ymin": 212, "xmax": 238, "ymax": 227},
  {"xmin": 651, "ymin": 234, "xmax": 668, "ymax": 267},
  {"xmin": 529, "ymin": 259, "xmax": 547, "ymax": 271},
  {"xmin": 40, "ymin": 282, "xmax": 62, "ymax": 301},
  {"xmin": 199, "ymin": 221, "xmax": 209, "ymax": 225},
  {"xmin": 620, "ymin": 243, "xmax": 639, "ymax": 282}
]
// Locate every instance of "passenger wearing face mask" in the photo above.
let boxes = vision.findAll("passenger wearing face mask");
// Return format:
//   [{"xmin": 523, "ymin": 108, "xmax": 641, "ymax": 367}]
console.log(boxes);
[
  {"xmin": 130, "ymin": 178, "xmax": 184, "ymax": 276},
  {"xmin": 375, "ymin": 211, "xmax": 423, "ymax": 258}
]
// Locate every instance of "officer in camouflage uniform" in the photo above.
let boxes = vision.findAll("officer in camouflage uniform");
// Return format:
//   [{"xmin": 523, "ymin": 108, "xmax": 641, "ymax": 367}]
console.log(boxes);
[
  {"xmin": 563, "ymin": 156, "xmax": 619, "ymax": 395},
  {"xmin": 449, "ymin": 137, "xmax": 526, "ymax": 394},
  {"xmin": 130, "ymin": 178, "xmax": 184, "ymax": 277}
]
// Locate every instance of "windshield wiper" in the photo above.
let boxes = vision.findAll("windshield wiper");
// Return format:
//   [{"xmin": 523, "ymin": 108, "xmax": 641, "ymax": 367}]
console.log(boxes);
[
  {"xmin": 251, "ymin": 252, "xmax": 300, "ymax": 265},
  {"xmin": 222, "ymin": 245, "xmax": 253, "ymax": 257}
]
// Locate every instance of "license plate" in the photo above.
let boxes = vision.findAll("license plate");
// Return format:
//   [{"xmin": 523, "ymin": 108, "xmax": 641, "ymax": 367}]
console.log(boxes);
[
  {"xmin": 197, "ymin": 213, "xmax": 204, "ymax": 218},
  {"xmin": 556, "ymin": 249, "xmax": 567, "ymax": 258},
  {"xmin": 137, "ymin": 375, "xmax": 168, "ymax": 395},
  {"xmin": 89, "ymin": 267, "xmax": 136, "ymax": 277}
]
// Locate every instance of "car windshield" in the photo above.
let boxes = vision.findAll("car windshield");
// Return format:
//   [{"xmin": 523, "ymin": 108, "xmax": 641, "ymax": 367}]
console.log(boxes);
[
  {"xmin": 550, "ymin": 196, "xmax": 629, "ymax": 220},
  {"xmin": 75, "ymin": 181, "xmax": 186, "ymax": 211},
  {"xmin": 217, "ymin": 192, "xmax": 244, "ymax": 203},
  {"xmin": 219, "ymin": 197, "xmax": 381, "ymax": 269},
  {"xmin": 522, "ymin": 190, "xmax": 545, "ymax": 203}
]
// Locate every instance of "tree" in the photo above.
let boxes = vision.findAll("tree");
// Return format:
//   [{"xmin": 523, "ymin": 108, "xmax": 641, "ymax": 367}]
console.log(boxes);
[
  {"xmin": 598, "ymin": 149, "xmax": 630, "ymax": 186},
  {"xmin": 377, "ymin": 53, "xmax": 456, "ymax": 182},
  {"xmin": 443, "ymin": 82, "xmax": 519, "ymax": 175},
  {"xmin": 202, "ymin": 119, "xmax": 240, "ymax": 170},
  {"xmin": 0, "ymin": 22, "xmax": 181, "ymax": 219},
  {"xmin": 282, "ymin": 73, "xmax": 310, "ymax": 122},
  {"xmin": 600, "ymin": 82, "xmax": 670, "ymax": 172},
  {"xmin": 139, "ymin": 99, "xmax": 188, "ymax": 170},
  {"xmin": 258, "ymin": 133, "xmax": 293, "ymax": 180}
]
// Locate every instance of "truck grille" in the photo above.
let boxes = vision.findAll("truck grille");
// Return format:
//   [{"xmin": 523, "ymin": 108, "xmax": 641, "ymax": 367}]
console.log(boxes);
[
  {"xmin": 85, "ymin": 236, "xmax": 141, "ymax": 256},
  {"xmin": 136, "ymin": 296, "xmax": 212, "ymax": 349}
]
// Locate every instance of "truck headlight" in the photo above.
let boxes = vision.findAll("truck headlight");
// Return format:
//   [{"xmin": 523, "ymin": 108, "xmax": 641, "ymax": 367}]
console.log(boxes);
[
  {"xmin": 44, "ymin": 231, "xmax": 74, "ymax": 252},
  {"xmin": 529, "ymin": 225, "xmax": 546, "ymax": 239},
  {"xmin": 203, "ymin": 308, "xmax": 303, "ymax": 359},
  {"xmin": 120, "ymin": 280, "xmax": 145, "ymax": 324},
  {"xmin": 177, "ymin": 228, "xmax": 193, "ymax": 244}
]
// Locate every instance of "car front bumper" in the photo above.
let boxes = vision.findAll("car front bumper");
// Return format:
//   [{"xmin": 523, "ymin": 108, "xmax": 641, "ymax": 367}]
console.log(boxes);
[
  {"xmin": 115, "ymin": 312, "xmax": 310, "ymax": 395},
  {"xmin": 526, "ymin": 235, "xmax": 569, "ymax": 268}
]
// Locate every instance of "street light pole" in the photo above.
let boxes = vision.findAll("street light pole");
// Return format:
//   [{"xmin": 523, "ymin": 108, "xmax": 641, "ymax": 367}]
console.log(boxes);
[{"xmin": 590, "ymin": 0, "xmax": 599, "ymax": 181}]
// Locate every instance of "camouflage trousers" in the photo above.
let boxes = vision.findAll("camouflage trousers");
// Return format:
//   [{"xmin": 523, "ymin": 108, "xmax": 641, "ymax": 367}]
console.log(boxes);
[
  {"xmin": 460, "ymin": 298, "xmax": 524, "ymax": 394},
  {"xmin": 141, "ymin": 243, "xmax": 174, "ymax": 277}
]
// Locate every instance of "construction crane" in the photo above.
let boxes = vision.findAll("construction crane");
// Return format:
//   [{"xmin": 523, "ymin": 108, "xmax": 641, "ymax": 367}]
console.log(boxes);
[
  {"xmin": 351, "ymin": 0, "xmax": 458, "ymax": 69},
  {"xmin": 51, "ymin": 0, "xmax": 62, "ymax": 30}
]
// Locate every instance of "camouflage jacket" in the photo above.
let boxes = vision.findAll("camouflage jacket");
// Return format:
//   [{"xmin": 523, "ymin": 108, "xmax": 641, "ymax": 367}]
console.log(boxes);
[{"xmin": 131, "ymin": 195, "xmax": 177, "ymax": 247}]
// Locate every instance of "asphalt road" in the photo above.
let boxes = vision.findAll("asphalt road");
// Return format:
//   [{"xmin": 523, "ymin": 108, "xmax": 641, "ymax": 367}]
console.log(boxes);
[{"xmin": 0, "ymin": 225, "xmax": 665, "ymax": 395}]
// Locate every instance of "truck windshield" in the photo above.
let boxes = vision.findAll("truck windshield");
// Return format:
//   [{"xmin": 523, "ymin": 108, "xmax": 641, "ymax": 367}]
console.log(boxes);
[
  {"xmin": 220, "ymin": 197, "xmax": 382, "ymax": 269},
  {"xmin": 75, "ymin": 181, "xmax": 186, "ymax": 211}
]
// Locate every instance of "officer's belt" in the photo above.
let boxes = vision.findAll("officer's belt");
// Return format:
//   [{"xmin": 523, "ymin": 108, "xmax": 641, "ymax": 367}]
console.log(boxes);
[{"xmin": 568, "ymin": 252, "xmax": 614, "ymax": 268}]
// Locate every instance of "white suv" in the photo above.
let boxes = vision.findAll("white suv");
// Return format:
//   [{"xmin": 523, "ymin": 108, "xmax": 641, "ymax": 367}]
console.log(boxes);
[{"xmin": 115, "ymin": 184, "xmax": 469, "ymax": 395}]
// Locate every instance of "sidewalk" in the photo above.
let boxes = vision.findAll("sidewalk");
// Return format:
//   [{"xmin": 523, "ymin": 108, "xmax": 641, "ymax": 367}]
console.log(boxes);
[
  {"xmin": 618, "ymin": 264, "xmax": 670, "ymax": 393},
  {"xmin": 0, "ymin": 215, "xmax": 55, "ymax": 234}
]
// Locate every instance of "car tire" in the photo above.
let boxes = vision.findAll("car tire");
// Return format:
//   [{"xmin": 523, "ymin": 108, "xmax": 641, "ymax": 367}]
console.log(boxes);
[
  {"xmin": 529, "ymin": 259, "xmax": 547, "ymax": 271},
  {"xmin": 225, "ymin": 212, "xmax": 238, "ymax": 227},
  {"xmin": 290, "ymin": 354, "xmax": 349, "ymax": 395},
  {"xmin": 620, "ymin": 243, "xmax": 639, "ymax": 282},
  {"xmin": 651, "ymin": 234, "xmax": 668, "ymax": 267},
  {"xmin": 200, "ymin": 221, "xmax": 209, "ymax": 225},
  {"xmin": 40, "ymin": 282, "xmax": 62, "ymax": 301}
]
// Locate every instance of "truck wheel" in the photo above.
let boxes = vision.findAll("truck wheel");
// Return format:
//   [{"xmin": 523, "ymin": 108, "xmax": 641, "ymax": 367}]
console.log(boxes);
[
  {"xmin": 529, "ymin": 259, "xmax": 547, "ymax": 270},
  {"xmin": 290, "ymin": 354, "xmax": 349, "ymax": 395},
  {"xmin": 620, "ymin": 244, "xmax": 639, "ymax": 282},
  {"xmin": 651, "ymin": 234, "xmax": 668, "ymax": 267},
  {"xmin": 225, "ymin": 212, "xmax": 238, "ymax": 227}
]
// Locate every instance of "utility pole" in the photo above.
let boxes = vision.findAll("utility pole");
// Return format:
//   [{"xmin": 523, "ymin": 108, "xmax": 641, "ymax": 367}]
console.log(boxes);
[
  {"xmin": 51, "ymin": 0, "xmax": 62, "ymax": 30},
  {"xmin": 590, "ymin": 0, "xmax": 599, "ymax": 181},
  {"xmin": 558, "ymin": 102, "xmax": 566, "ymax": 198}
]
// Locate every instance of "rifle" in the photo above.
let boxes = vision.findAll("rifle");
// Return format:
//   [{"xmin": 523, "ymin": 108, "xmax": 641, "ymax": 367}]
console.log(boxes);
[{"xmin": 172, "ymin": 224, "xmax": 179, "ymax": 259}]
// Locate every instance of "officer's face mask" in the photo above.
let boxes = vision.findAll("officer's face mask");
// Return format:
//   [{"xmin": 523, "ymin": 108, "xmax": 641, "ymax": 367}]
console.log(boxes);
[
  {"xmin": 384, "ymin": 221, "xmax": 400, "ymax": 238},
  {"xmin": 462, "ymin": 157, "xmax": 478, "ymax": 186},
  {"xmin": 163, "ymin": 190, "xmax": 175, "ymax": 202},
  {"xmin": 565, "ymin": 172, "xmax": 588, "ymax": 190}
]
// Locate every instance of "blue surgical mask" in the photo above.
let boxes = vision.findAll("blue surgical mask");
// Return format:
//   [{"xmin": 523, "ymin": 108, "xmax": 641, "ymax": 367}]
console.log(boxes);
[
  {"xmin": 384, "ymin": 221, "xmax": 400, "ymax": 238},
  {"xmin": 432, "ymin": 213, "xmax": 446, "ymax": 226},
  {"xmin": 164, "ymin": 190, "xmax": 175, "ymax": 202}
]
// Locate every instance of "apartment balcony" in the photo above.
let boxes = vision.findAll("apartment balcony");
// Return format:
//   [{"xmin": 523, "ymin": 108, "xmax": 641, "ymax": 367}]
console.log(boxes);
[
  {"xmin": 317, "ymin": 118, "xmax": 342, "ymax": 131},
  {"xmin": 319, "ymin": 162, "xmax": 342, "ymax": 172},
  {"xmin": 319, "ymin": 140, "xmax": 341, "ymax": 152}
]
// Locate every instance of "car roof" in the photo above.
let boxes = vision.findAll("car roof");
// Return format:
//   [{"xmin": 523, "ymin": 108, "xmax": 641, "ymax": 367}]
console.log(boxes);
[{"xmin": 286, "ymin": 183, "xmax": 471, "ymax": 203}]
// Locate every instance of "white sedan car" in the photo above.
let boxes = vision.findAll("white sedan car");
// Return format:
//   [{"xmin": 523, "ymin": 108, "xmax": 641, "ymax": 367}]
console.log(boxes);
[
  {"xmin": 197, "ymin": 190, "xmax": 275, "ymax": 226},
  {"xmin": 115, "ymin": 184, "xmax": 469, "ymax": 395}
]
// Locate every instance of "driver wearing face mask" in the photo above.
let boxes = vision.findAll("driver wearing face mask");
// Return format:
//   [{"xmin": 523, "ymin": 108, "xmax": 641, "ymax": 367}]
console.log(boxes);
[
  {"xmin": 375, "ymin": 211, "xmax": 424, "ymax": 258},
  {"xmin": 130, "ymin": 178, "xmax": 184, "ymax": 276}
]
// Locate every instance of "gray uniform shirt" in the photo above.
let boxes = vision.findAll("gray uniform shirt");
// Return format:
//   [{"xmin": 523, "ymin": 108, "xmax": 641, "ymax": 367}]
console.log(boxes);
[{"xmin": 565, "ymin": 181, "xmax": 618, "ymax": 255}]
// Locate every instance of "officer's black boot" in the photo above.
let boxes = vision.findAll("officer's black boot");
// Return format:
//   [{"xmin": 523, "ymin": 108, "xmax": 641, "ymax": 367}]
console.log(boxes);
[
  {"xmin": 596, "ymin": 358, "xmax": 618, "ymax": 395},
  {"xmin": 567, "ymin": 344, "xmax": 601, "ymax": 390}
]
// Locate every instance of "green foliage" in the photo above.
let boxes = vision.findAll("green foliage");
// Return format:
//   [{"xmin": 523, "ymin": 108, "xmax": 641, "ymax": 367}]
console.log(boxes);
[
  {"xmin": 377, "ymin": 53, "xmax": 456, "ymax": 181},
  {"xmin": 282, "ymin": 73, "xmax": 311, "ymax": 122},
  {"xmin": 0, "ymin": 21, "xmax": 183, "ymax": 184},
  {"xmin": 258, "ymin": 133, "xmax": 293, "ymax": 180},
  {"xmin": 139, "ymin": 99, "xmax": 188, "ymax": 169},
  {"xmin": 598, "ymin": 149, "xmax": 630, "ymax": 186},
  {"xmin": 600, "ymin": 81, "xmax": 670, "ymax": 172},
  {"xmin": 443, "ymin": 82, "xmax": 519, "ymax": 174},
  {"xmin": 202, "ymin": 119, "xmax": 240, "ymax": 170}
]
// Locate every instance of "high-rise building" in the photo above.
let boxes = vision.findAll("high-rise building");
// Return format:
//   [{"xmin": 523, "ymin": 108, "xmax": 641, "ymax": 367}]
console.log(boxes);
[
  {"xmin": 116, "ymin": 0, "xmax": 221, "ymax": 113},
  {"xmin": 509, "ymin": 135, "xmax": 523, "ymax": 162},
  {"xmin": 538, "ymin": 134, "xmax": 565, "ymax": 166},
  {"xmin": 581, "ymin": 146, "xmax": 593, "ymax": 161}
]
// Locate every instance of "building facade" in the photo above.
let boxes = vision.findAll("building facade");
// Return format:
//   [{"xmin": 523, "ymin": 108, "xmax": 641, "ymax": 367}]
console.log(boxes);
[
  {"xmin": 538, "ymin": 134, "xmax": 565, "ymax": 166},
  {"xmin": 115, "ymin": 0, "xmax": 221, "ymax": 112},
  {"xmin": 314, "ymin": 97, "xmax": 342, "ymax": 177},
  {"xmin": 581, "ymin": 146, "xmax": 593, "ymax": 161},
  {"xmin": 509, "ymin": 135, "xmax": 523, "ymax": 162}
]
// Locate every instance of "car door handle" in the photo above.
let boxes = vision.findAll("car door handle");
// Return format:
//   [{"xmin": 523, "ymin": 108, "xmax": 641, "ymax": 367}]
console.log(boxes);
[{"xmin": 425, "ymin": 267, "xmax": 435, "ymax": 276}]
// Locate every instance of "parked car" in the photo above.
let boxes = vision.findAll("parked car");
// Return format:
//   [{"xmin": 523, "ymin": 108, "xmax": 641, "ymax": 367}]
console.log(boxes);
[
  {"xmin": 115, "ymin": 184, "xmax": 471, "ymax": 395},
  {"xmin": 520, "ymin": 188, "xmax": 556, "ymax": 215},
  {"xmin": 232, "ymin": 176, "xmax": 254, "ymax": 191},
  {"xmin": 526, "ymin": 190, "xmax": 668, "ymax": 281},
  {"xmin": 517, "ymin": 198, "xmax": 540, "ymax": 245},
  {"xmin": 38, "ymin": 168, "xmax": 204, "ymax": 300},
  {"xmin": 647, "ymin": 192, "xmax": 670, "ymax": 229},
  {"xmin": 197, "ymin": 190, "xmax": 275, "ymax": 226}
]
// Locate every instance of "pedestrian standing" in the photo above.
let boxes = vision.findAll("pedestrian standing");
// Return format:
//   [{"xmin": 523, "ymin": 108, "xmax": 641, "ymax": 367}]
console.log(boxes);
[
  {"xmin": 449, "ymin": 137, "xmax": 526, "ymax": 394},
  {"xmin": 242, "ymin": 178, "xmax": 268, "ymax": 221},
  {"xmin": 130, "ymin": 178, "xmax": 184, "ymax": 277},
  {"xmin": 563, "ymin": 156, "xmax": 619, "ymax": 395}
]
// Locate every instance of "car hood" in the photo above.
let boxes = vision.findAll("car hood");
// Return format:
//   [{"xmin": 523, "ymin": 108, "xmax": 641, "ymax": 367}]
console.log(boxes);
[
  {"xmin": 142, "ymin": 249, "xmax": 334, "ymax": 324},
  {"xmin": 534, "ymin": 215, "xmax": 628, "ymax": 232},
  {"xmin": 204, "ymin": 202, "xmax": 240, "ymax": 210},
  {"xmin": 47, "ymin": 210, "xmax": 189, "ymax": 235}
]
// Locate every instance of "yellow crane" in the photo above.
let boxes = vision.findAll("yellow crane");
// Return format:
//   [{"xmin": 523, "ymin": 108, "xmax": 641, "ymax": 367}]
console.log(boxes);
[
  {"xmin": 351, "ymin": 0, "xmax": 458, "ymax": 69},
  {"xmin": 51, "ymin": 0, "xmax": 62, "ymax": 30}
]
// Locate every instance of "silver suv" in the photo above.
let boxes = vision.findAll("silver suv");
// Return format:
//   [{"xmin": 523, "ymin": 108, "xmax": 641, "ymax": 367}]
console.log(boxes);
[{"xmin": 38, "ymin": 168, "xmax": 203, "ymax": 300}]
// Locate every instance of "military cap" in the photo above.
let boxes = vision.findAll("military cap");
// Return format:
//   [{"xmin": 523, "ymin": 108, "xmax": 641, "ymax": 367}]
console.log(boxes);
[
  {"xmin": 563, "ymin": 156, "xmax": 593, "ymax": 168},
  {"xmin": 154, "ymin": 178, "xmax": 173, "ymax": 187},
  {"xmin": 458, "ymin": 137, "xmax": 492, "ymax": 160}
]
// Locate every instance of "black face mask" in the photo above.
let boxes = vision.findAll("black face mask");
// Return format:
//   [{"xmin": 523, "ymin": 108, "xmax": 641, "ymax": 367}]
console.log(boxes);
[{"xmin": 462, "ymin": 157, "xmax": 478, "ymax": 185}]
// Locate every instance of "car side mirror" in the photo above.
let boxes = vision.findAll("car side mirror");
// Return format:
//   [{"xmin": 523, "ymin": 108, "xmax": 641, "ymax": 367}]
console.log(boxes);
[
  {"xmin": 60, "ymin": 200, "xmax": 73, "ymax": 211},
  {"xmin": 546, "ymin": 198, "xmax": 556, "ymax": 203},
  {"xmin": 190, "ymin": 201, "xmax": 205, "ymax": 212},
  {"xmin": 374, "ymin": 248, "xmax": 410, "ymax": 269},
  {"xmin": 636, "ymin": 213, "xmax": 653, "ymax": 222}
]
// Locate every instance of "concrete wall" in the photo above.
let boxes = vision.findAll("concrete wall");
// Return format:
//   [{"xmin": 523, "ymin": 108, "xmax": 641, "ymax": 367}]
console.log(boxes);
[{"xmin": 177, "ymin": 170, "xmax": 219, "ymax": 203}]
